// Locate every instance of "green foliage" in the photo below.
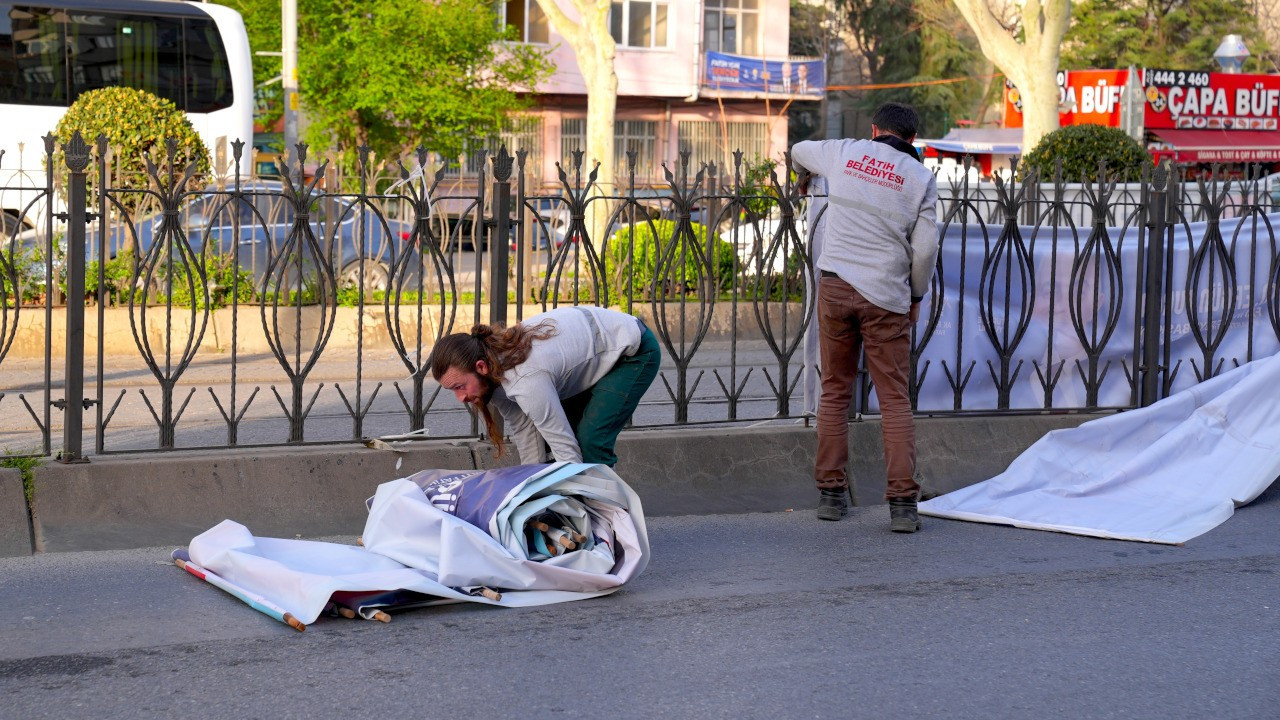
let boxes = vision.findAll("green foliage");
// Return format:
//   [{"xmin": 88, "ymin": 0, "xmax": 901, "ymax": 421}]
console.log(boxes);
[
  {"xmin": 1021, "ymin": 125, "xmax": 1152, "ymax": 182},
  {"xmin": 165, "ymin": 250, "xmax": 257, "ymax": 310},
  {"xmin": 839, "ymin": 0, "xmax": 988, "ymax": 135},
  {"xmin": 334, "ymin": 282, "xmax": 368, "ymax": 308},
  {"xmin": 84, "ymin": 248, "xmax": 138, "ymax": 305},
  {"xmin": 790, "ymin": 0, "xmax": 835, "ymax": 57},
  {"xmin": 1, "ymin": 450, "xmax": 41, "ymax": 505},
  {"xmin": 1062, "ymin": 0, "xmax": 1270, "ymax": 72},
  {"xmin": 78, "ymin": 247, "xmax": 254, "ymax": 309},
  {"xmin": 740, "ymin": 156, "xmax": 780, "ymax": 219},
  {"xmin": 605, "ymin": 220, "xmax": 736, "ymax": 303},
  {"xmin": 744, "ymin": 252, "xmax": 807, "ymax": 301},
  {"xmin": 217, "ymin": 0, "xmax": 553, "ymax": 162},
  {"xmin": 52, "ymin": 88, "xmax": 210, "ymax": 214},
  {"xmin": 331, "ymin": 288, "xmax": 495, "ymax": 307},
  {"xmin": 1, "ymin": 242, "xmax": 52, "ymax": 306}
]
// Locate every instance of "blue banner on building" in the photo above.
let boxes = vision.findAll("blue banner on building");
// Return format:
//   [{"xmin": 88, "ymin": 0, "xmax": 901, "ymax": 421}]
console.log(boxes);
[{"xmin": 703, "ymin": 52, "xmax": 825, "ymax": 97}]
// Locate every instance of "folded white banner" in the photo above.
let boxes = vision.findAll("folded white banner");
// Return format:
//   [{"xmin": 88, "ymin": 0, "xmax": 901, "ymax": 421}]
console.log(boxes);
[
  {"xmin": 920, "ymin": 352, "xmax": 1280, "ymax": 544},
  {"xmin": 186, "ymin": 462, "xmax": 649, "ymax": 624}
]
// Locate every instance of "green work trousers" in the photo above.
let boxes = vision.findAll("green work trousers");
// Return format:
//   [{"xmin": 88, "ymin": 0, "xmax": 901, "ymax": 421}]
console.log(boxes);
[{"xmin": 561, "ymin": 325, "xmax": 661, "ymax": 467}]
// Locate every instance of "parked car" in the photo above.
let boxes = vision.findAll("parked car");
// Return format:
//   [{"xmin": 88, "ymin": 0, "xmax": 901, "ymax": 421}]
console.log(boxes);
[
  {"xmin": 82, "ymin": 180, "xmax": 417, "ymax": 294},
  {"xmin": 510, "ymin": 197, "xmax": 569, "ymax": 252},
  {"xmin": 6, "ymin": 180, "xmax": 426, "ymax": 302},
  {"xmin": 724, "ymin": 206, "xmax": 810, "ymax": 276}
]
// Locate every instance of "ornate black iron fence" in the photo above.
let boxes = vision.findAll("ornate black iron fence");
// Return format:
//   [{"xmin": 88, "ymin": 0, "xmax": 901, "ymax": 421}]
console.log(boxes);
[{"xmin": 1, "ymin": 133, "xmax": 1279, "ymax": 460}]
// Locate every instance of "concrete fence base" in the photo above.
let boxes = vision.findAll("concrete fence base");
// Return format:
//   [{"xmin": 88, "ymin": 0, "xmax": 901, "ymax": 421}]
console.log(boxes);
[
  {"xmin": 9, "ymin": 414, "xmax": 1095, "ymax": 556},
  {"xmin": 4, "ymin": 302, "xmax": 806, "ymax": 358}
]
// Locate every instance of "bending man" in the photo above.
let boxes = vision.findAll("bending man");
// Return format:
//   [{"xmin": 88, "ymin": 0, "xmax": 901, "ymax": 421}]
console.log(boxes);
[
  {"xmin": 432, "ymin": 306, "xmax": 661, "ymax": 467},
  {"xmin": 790, "ymin": 102, "xmax": 940, "ymax": 532}
]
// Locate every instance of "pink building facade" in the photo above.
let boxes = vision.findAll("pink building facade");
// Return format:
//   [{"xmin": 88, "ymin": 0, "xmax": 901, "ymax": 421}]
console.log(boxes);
[{"xmin": 490, "ymin": 0, "xmax": 819, "ymax": 188}]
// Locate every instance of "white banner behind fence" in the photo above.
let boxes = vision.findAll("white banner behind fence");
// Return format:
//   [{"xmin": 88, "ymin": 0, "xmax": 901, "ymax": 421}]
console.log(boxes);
[{"xmin": 803, "ymin": 214, "xmax": 1280, "ymax": 413}]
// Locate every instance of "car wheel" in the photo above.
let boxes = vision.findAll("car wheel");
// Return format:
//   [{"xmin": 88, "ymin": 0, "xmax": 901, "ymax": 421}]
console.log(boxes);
[{"xmin": 339, "ymin": 259, "xmax": 390, "ymax": 295}]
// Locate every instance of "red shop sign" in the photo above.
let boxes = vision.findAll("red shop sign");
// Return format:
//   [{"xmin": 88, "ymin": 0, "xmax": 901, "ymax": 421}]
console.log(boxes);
[
  {"xmin": 1142, "ymin": 69, "xmax": 1280, "ymax": 131},
  {"xmin": 1004, "ymin": 69, "xmax": 1130, "ymax": 128}
]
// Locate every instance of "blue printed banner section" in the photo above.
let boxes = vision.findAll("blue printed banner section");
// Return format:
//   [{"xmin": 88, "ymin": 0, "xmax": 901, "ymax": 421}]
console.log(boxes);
[
  {"xmin": 703, "ymin": 52, "xmax": 824, "ymax": 97},
  {"xmin": 401, "ymin": 463, "xmax": 576, "ymax": 532}
]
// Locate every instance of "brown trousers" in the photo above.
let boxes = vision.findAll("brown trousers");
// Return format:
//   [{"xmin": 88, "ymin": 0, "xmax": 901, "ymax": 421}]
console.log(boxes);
[{"xmin": 814, "ymin": 275, "xmax": 919, "ymax": 500}]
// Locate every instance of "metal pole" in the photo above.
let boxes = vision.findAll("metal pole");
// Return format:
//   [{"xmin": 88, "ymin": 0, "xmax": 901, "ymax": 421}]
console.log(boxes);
[
  {"xmin": 490, "ymin": 147, "xmax": 512, "ymax": 327},
  {"xmin": 59, "ymin": 133, "xmax": 91, "ymax": 463},
  {"xmin": 1140, "ymin": 162, "xmax": 1169, "ymax": 406},
  {"xmin": 282, "ymin": 0, "xmax": 299, "ymax": 158}
]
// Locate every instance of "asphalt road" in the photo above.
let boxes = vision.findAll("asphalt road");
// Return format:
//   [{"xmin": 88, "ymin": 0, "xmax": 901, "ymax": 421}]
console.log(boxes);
[{"xmin": 2, "ymin": 483, "xmax": 1277, "ymax": 719}]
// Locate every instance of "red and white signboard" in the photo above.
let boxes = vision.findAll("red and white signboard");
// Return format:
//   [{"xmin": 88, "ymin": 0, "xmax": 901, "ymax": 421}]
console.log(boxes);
[
  {"xmin": 1141, "ymin": 69, "xmax": 1280, "ymax": 131},
  {"xmin": 1004, "ymin": 69, "xmax": 1131, "ymax": 128},
  {"xmin": 1004, "ymin": 68, "xmax": 1280, "ymax": 132},
  {"xmin": 1000, "ymin": 68, "xmax": 1280, "ymax": 162}
]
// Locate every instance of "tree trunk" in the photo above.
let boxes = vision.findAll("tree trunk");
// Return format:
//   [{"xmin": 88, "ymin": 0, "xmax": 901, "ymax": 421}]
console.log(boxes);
[
  {"xmin": 1016, "ymin": 60, "xmax": 1060, "ymax": 161},
  {"xmin": 578, "ymin": 32, "xmax": 617, "ymax": 249},
  {"xmin": 951, "ymin": 0, "xmax": 1071, "ymax": 153},
  {"xmin": 535, "ymin": 0, "xmax": 618, "ymax": 248}
]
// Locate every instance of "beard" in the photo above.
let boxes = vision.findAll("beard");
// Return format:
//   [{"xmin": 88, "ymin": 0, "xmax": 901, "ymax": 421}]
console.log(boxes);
[
  {"xmin": 470, "ymin": 377, "xmax": 506, "ymax": 456},
  {"xmin": 469, "ymin": 375, "xmax": 498, "ymax": 424},
  {"xmin": 471, "ymin": 375, "xmax": 497, "ymax": 406}
]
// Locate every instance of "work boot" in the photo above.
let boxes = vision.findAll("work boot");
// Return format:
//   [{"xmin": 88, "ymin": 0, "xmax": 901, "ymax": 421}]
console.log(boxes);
[
  {"xmin": 889, "ymin": 497, "xmax": 921, "ymax": 533},
  {"xmin": 816, "ymin": 489, "xmax": 849, "ymax": 521}
]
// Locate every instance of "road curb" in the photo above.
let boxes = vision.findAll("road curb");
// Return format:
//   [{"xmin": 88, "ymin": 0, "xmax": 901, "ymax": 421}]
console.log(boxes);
[
  {"xmin": 0, "ymin": 468, "xmax": 32, "ymax": 557},
  {"xmin": 20, "ymin": 415, "xmax": 1095, "ymax": 554},
  {"xmin": 30, "ymin": 442, "xmax": 473, "ymax": 553}
]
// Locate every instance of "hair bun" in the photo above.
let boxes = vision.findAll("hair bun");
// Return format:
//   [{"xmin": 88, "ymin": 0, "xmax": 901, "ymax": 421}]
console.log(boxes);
[{"xmin": 469, "ymin": 324, "xmax": 493, "ymax": 340}]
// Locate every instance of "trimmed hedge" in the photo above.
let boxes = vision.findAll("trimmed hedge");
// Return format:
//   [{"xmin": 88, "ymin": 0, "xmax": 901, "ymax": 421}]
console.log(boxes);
[
  {"xmin": 1020, "ymin": 124, "xmax": 1151, "ymax": 183},
  {"xmin": 605, "ymin": 219, "xmax": 735, "ymax": 302},
  {"xmin": 52, "ymin": 87, "xmax": 210, "ymax": 213}
]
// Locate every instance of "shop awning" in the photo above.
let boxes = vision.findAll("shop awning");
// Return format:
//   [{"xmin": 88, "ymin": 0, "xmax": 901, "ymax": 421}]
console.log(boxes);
[
  {"xmin": 1150, "ymin": 129, "xmax": 1280, "ymax": 163},
  {"xmin": 923, "ymin": 128, "xmax": 1023, "ymax": 155}
]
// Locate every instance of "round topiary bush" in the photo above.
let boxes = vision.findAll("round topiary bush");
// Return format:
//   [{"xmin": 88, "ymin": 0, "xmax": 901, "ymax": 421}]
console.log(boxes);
[
  {"xmin": 605, "ymin": 219, "xmax": 735, "ymax": 303},
  {"xmin": 1020, "ymin": 124, "xmax": 1151, "ymax": 183},
  {"xmin": 52, "ymin": 87, "xmax": 210, "ymax": 214}
]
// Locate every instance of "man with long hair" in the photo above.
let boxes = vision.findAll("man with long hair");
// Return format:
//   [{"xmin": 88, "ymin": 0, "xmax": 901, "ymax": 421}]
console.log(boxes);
[
  {"xmin": 790, "ymin": 102, "xmax": 940, "ymax": 532},
  {"xmin": 431, "ymin": 306, "xmax": 660, "ymax": 466}
]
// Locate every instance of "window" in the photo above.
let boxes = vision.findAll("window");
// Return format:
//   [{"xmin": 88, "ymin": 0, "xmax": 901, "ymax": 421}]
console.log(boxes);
[
  {"xmin": 185, "ymin": 18, "xmax": 233, "ymax": 112},
  {"xmin": 609, "ymin": 1, "xmax": 668, "ymax": 49},
  {"xmin": 444, "ymin": 115, "xmax": 543, "ymax": 178},
  {"xmin": 560, "ymin": 118, "xmax": 658, "ymax": 181},
  {"xmin": 0, "ymin": 6, "xmax": 66, "ymax": 105},
  {"xmin": 67, "ymin": 12, "xmax": 184, "ymax": 105},
  {"xmin": 498, "ymin": 0, "xmax": 549, "ymax": 44},
  {"xmin": 677, "ymin": 120, "xmax": 768, "ymax": 174},
  {"xmin": 0, "ymin": 5, "xmax": 233, "ymax": 111},
  {"xmin": 704, "ymin": 0, "xmax": 759, "ymax": 56}
]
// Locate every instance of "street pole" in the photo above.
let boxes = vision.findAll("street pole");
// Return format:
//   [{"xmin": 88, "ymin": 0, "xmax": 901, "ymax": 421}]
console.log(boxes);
[
  {"xmin": 282, "ymin": 0, "xmax": 299, "ymax": 164},
  {"xmin": 489, "ymin": 148, "xmax": 512, "ymax": 328},
  {"xmin": 1140, "ymin": 162, "xmax": 1169, "ymax": 406},
  {"xmin": 59, "ymin": 133, "xmax": 91, "ymax": 463}
]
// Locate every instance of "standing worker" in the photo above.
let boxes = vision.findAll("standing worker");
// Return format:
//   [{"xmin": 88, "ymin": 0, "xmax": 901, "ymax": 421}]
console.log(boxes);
[
  {"xmin": 789, "ymin": 102, "xmax": 940, "ymax": 532},
  {"xmin": 431, "ymin": 306, "xmax": 660, "ymax": 467}
]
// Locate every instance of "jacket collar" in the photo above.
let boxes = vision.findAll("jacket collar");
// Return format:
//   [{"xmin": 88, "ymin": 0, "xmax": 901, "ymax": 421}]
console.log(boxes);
[{"xmin": 872, "ymin": 134, "xmax": 921, "ymax": 162}]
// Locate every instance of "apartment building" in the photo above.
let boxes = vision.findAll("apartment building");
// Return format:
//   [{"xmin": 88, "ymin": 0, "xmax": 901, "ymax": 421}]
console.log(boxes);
[{"xmin": 489, "ymin": 0, "xmax": 824, "ymax": 188}]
